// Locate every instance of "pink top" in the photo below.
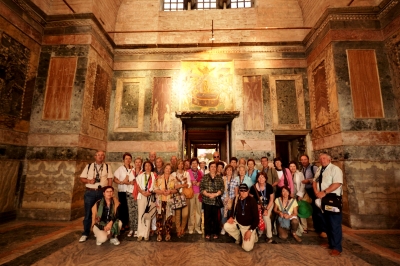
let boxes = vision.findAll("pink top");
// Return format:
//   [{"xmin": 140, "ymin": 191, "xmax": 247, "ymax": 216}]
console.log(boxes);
[
  {"xmin": 277, "ymin": 168, "xmax": 294, "ymax": 195},
  {"xmin": 188, "ymin": 169, "xmax": 203, "ymax": 194}
]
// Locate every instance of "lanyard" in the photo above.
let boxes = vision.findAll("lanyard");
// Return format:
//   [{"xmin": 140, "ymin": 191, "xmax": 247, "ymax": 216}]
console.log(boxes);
[
  {"xmin": 94, "ymin": 164, "xmax": 103, "ymax": 182},
  {"xmin": 240, "ymin": 198, "xmax": 246, "ymax": 215},
  {"xmin": 124, "ymin": 165, "xmax": 132, "ymax": 175}
]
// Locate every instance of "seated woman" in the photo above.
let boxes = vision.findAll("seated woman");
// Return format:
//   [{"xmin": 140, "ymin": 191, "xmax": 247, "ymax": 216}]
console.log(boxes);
[
  {"xmin": 273, "ymin": 186, "xmax": 302, "ymax": 242},
  {"xmin": 249, "ymin": 172, "xmax": 274, "ymax": 243},
  {"xmin": 154, "ymin": 163, "xmax": 178, "ymax": 241},
  {"xmin": 91, "ymin": 186, "xmax": 122, "ymax": 246},
  {"xmin": 289, "ymin": 161, "xmax": 307, "ymax": 233}
]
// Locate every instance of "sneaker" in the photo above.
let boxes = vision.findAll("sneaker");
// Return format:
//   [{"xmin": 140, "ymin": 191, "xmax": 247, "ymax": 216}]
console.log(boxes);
[
  {"xmin": 220, "ymin": 228, "xmax": 226, "ymax": 235},
  {"xmin": 96, "ymin": 241, "xmax": 102, "ymax": 246},
  {"xmin": 79, "ymin": 235, "xmax": 88, "ymax": 243},
  {"xmin": 110, "ymin": 237, "xmax": 120, "ymax": 245},
  {"xmin": 195, "ymin": 229, "xmax": 202, "ymax": 234}
]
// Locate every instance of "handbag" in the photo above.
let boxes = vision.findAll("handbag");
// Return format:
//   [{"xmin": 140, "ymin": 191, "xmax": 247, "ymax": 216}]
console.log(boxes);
[
  {"xmin": 183, "ymin": 187, "xmax": 194, "ymax": 199},
  {"xmin": 169, "ymin": 193, "xmax": 187, "ymax": 210},
  {"xmin": 226, "ymin": 198, "xmax": 233, "ymax": 210},
  {"xmin": 215, "ymin": 195, "xmax": 224, "ymax": 208},
  {"xmin": 321, "ymin": 193, "xmax": 342, "ymax": 212},
  {"xmin": 318, "ymin": 170, "xmax": 342, "ymax": 212}
]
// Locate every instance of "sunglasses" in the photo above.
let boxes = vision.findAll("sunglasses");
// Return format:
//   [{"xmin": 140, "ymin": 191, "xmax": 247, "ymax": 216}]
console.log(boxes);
[
  {"xmin": 214, "ymin": 156, "xmax": 219, "ymax": 158},
  {"xmin": 239, "ymin": 190, "xmax": 248, "ymax": 192}
]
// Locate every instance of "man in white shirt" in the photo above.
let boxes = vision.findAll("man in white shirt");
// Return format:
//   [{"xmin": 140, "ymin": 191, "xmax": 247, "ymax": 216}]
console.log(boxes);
[
  {"xmin": 79, "ymin": 150, "xmax": 113, "ymax": 242},
  {"xmin": 313, "ymin": 153, "xmax": 343, "ymax": 257}
]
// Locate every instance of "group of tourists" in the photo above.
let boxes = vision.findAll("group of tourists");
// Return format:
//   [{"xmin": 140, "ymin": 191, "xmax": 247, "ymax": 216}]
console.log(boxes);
[{"xmin": 78, "ymin": 150, "xmax": 343, "ymax": 256}]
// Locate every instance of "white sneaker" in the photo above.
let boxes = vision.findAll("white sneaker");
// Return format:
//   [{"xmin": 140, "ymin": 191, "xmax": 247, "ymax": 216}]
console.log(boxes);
[
  {"xmin": 96, "ymin": 241, "xmax": 102, "ymax": 246},
  {"xmin": 79, "ymin": 235, "xmax": 87, "ymax": 243},
  {"xmin": 220, "ymin": 229, "xmax": 226, "ymax": 235},
  {"xmin": 110, "ymin": 237, "xmax": 120, "ymax": 245},
  {"xmin": 195, "ymin": 229, "xmax": 202, "ymax": 234}
]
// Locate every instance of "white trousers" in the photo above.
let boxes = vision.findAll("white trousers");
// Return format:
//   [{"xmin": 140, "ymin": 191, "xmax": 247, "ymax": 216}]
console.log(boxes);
[
  {"xmin": 224, "ymin": 219, "xmax": 258, "ymax": 252},
  {"xmin": 137, "ymin": 196, "xmax": 152, "ymax": 238}
]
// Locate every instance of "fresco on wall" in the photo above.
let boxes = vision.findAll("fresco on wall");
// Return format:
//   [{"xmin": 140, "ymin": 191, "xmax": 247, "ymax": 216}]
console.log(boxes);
[
  {"xmin": 151, "ymin": 77, "xmax": 171, "ymax": 132},
  {"xmin": 90, "ymin": 65, "xmax": 109, "ymax": 129},
  {"xmin": 179, "ymin": 61, "xmax": 234, "ymax": 111},
  {"xmin": 0, "ymin": 33, "xmax": 30, "ymax": 127},
  {"xmin": 243, "ymin": 76, "xmax": 264, "ymax": 130},
  {"xmin": 43, "ymin": 57, "xmax": 77, "ymax": 120}
]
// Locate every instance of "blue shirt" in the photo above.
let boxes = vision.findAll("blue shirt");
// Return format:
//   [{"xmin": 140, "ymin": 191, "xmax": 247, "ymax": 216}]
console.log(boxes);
[{"xmin": 235, "ymin": 175, "xmax": 253, "ymax": 188}]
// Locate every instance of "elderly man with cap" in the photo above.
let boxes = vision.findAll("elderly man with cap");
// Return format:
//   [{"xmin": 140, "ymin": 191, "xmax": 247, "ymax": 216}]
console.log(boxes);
[{"xmin": 224, "ymin": 183, "xmax": 259, "ymax": 252}]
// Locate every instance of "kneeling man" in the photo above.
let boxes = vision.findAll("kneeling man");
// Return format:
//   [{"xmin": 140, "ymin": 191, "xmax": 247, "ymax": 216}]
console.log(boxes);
[
  {"xmin": 224, "ymin": 184, "xmax": 259, "ymax": 251},
  {"xmin": 92, "ymin": 186, "xmax": 122, "ymax": 245}
]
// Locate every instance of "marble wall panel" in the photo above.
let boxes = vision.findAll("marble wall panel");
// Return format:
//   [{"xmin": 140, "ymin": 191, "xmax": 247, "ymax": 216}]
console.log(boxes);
[
  {"xmin": 113, "ymin": 78, "xmax": 145, "ymax": 132},
  {"xmin": 243, "ymin": 76, "xmax": 264, "ymax": 130},
  {"xmin": 90, "ymin": 65, "xmax": 109, "ymax": 130},
  {"xmin": 385, "ymin": 28, "xmax": 400, "ymax": 127},
  {"xmin": 345, "ymin": 160, "xmax": 400, "ymax": 229},
  {"xmin": 347, "ymin": 49, "xmax": 384, "ymax": 118},
  {"xmin": 269, "ymin": 74, "xmax": 306, "ymax": 130},
  {"xmin": 42, "ymin": 57, "xmax": 77, "ymax": 120},
  {"xmin": 151, "ymin": 77, "xmax": 172, "ymax": 132},
  {"xmin": 21, "ymin": 161, "xmax": 76, "ymax": 220},
  {"xmin": 0, "ymin": 32, "xmax": 30, "ymax": 129},
  {"xmin": 81, "ymin": 48, "xmax": 112, "ymax": 142},
  {"xmin": 333, "ymin": 42, "xmax": 398, "ymax": 131},
  {"xmin": 0, "ymin": 160, "xmax": 19, "ymax": 213},
  {"xmin": 276, "ymin": 80, "xmax": 298, "ymax": 124},
  {"xmin": 30, "ymin": 45, "xmax": 89, "ymax": 134},
  {"xmin": 308, "ymin": 44, "xmax": 341, "ymax": 139}
]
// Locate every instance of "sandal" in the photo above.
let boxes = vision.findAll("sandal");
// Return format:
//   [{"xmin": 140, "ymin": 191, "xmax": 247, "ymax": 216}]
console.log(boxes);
[
  {"xmin": 177, "ymin": 232, "xmax": 182, "ymax": 238},
  {"xmin": 303, "ymin": 229, "xmax": 308, "ymax": 234},
  {"xmin": 157, "ymin": 235, "xmax": 162, "ymax": 242},
  {"xmin": 127, "ymin": 230, "xmax": 133, "ymax": 237},
  {"xmin": 165, "ymin": 234, "xmax": 171, "ymax": 241},
  {"xmin": 180, "ymin": 230, "xmax": 185, "ymax": 237}
]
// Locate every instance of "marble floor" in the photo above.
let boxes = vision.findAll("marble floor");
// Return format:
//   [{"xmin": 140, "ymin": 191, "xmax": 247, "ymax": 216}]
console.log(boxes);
[{"xmin": 0, "ymin": 218, "xmax": 399, "ymax": 266}]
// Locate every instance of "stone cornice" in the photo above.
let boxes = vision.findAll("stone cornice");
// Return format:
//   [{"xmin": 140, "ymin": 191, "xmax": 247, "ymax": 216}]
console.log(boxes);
[
  {"xmin": 304, "ymin": 0, "xmax": 399, "ymax": 50},
  {"xmin": 114, "ymin": 46, "xmax": 306, "ymax": 55}
]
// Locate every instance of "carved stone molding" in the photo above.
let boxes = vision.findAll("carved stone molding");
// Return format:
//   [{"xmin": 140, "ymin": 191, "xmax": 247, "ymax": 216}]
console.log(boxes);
[
  {"xmin": 12, "ymin": 0, "xmax": 46, "ymax": 26},
  {"xmin": 114, "ymin": 46, "xmax": 305, "ymax": 55},
  {"xmin": 45, "ymin": 19, "xmax": 114, "ymax": 53}
]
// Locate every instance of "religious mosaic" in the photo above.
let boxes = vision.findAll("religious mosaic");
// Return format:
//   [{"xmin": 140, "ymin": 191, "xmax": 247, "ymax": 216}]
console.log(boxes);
[
  {"xmin": 179, "ymin": 61, "xmax": 234, "ymax": 111},
  {"xmin": 243, "ymin": 76, "xmax": 264, "ymax": 130},
  {"xmin": 151, "ymin": 77, "xmax": 172, "ymax": 132}
]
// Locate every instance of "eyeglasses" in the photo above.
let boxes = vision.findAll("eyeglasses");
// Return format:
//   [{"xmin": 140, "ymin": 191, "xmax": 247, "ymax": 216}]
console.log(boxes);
[
  {"xmin": 239, "ymin": 190, "xmax": 248, "ymax": 192},
  {"xmin": 214, "ymin": 156, "xmax": 219, "ymax": 158}
]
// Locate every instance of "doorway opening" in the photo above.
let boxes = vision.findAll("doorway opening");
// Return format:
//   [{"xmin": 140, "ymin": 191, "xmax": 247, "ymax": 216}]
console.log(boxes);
[
  {"xmin": 176, "ymin": 111, "xmax": 240, "ymax": 162},
  {"xmin": 274, "ymin": 135, "xmax": 307, "ymax": 168}
]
